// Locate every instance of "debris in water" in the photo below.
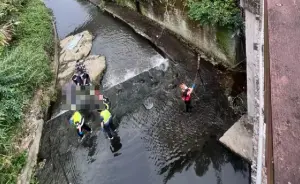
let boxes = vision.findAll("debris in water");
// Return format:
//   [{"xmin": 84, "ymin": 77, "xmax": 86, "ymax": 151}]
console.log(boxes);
[
  {"xmin": 156, "ymin": 60, "xmax": 169, "ymax": 72},
  {"xmin": 143, "ymin": 97, "xmax": 154, "ymax": 110}
]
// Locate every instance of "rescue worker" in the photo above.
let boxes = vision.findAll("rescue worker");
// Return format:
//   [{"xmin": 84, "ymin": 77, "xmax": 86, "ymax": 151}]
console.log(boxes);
[
  {"xmin": 74, "ymin": 61, "xmax": 90, "ymax": 86},
  {"xmin": 180, "ymin": 83, "xmax": 195, "ymax": 112},
  {"xmin": 72, "ymin": 73, "xmax": 84, "ymax": 86},
  {"xmin": 68, "ymin": 111, "xmax": 92, "ymax": 139},
  {"xmin": 81, "ymin": 72, "xmax": 91, "ymax": 86},
  {"xmin": 98, "ymin": 102, "xmax": 116, "ymax": 140}
]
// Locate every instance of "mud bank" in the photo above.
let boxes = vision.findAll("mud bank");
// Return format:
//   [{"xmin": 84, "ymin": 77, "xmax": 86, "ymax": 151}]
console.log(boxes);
[{"xmin": 36, "ymin": 0, "xmax": 250, "ymax": 183}]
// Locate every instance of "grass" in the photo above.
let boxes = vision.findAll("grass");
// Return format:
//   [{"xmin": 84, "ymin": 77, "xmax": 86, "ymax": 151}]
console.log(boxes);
[
  {"xmin": 0, "ymin": 0, "xmax": 54, "ymax": 183},
  {"xmin": 30, "ymin": 168, "xmax": 39, "ymax": 184}
]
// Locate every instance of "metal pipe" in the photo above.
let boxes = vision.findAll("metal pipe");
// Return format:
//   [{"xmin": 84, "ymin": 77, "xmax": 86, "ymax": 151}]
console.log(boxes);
[
  {"xmin": 264, "ymin": 0, "xmax": 274, "ymax": 182},
  {"xmin": 256, "ymin": 0, "xmax": 265, "ymax": 183}
]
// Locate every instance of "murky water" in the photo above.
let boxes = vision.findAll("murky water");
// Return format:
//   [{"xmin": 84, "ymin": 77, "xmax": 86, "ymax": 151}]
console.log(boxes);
[{"xmin": 38, "ymin": 0, "xmax": 250, "ymax": 183}]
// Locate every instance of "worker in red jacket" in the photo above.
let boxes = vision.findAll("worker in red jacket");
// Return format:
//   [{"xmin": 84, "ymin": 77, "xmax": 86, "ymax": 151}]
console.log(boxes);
[{"xmin": 180, "ymin": 83, "xmax": 195, "ymax": 112}]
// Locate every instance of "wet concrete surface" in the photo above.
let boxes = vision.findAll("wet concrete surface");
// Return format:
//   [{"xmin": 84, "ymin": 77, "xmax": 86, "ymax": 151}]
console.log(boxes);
[
  {"xmin": 267, "ymin": 0, "xmax": 300, "ymax": 183},
  {"xmin": 38, "ymin": 0, "xmax": 250, "ymax": 183}
]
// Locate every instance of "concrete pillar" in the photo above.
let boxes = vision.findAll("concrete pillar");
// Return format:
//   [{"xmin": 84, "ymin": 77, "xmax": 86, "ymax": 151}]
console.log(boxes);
[{"xmin": 240, "ymin": 0, "xmax": 266, "ymax": 183}]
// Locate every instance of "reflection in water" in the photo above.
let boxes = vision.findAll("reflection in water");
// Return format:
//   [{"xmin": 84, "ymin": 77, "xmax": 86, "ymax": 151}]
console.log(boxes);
[
  {"xmin": 189, "ymin": 140, "xmax": 249, "ymax": 183},
  {"xmin": 159, "ymin": 139, "xmax": 249, "ymax": 184}
]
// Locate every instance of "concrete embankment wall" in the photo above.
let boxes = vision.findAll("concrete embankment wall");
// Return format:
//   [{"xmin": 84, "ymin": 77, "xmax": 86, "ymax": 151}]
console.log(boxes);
[
  {"xmin": 241, "ymin": 0, "xmax": 266, "ymax": 183},
  {"xmin": 220, "ymin": 1, "xmax": 266, "ymax": 184},
  {"xmin": 114, "ymin": 0, "xmax": 239, "ymax": 67}
]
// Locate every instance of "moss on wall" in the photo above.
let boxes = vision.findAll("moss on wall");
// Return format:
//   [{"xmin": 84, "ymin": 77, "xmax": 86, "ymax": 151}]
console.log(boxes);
[
  {"xmin": 216, "ymin": 28, "xmax": 236, "ymax": 63},
  {"xmin": 110, "ymin": 0, "xmax": 239, "ymax": 67},
  {"xmin": 116, "ymin": 0, "xmax": 136, "ymax": 10}
]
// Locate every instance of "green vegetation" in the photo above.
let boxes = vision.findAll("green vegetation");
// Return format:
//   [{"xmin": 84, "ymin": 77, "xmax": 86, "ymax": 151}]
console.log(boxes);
[
  {"xmin": 30, "ymin": 171, "xmax": 39, "ymax": 184},
  {"xmin": 216, "ymin": 28, "xmax": 234, "ymax": 60},
  {"xmin": 115, "ymin": 0, "xmax": 136, "ymax": 9},
  {"xmin": 0, "ymin": 0, "xmax": 53, "ymax": 183},
  {"xmin": 187, "ymin": 0, "xmax": 243, "ymax": 30}
]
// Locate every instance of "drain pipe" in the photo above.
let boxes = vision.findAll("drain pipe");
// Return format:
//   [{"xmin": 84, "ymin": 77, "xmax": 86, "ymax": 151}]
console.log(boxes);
[{"xmin": 256, "ymin": 0, "xmax": 265, "ymax": 183}]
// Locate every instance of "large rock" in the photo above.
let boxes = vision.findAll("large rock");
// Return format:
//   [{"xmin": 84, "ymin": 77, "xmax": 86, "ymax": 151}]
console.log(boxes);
[
  {"xmin": 57, "ymin": 30, "xmax": 106, "ymax": 87},
  {"xmin": 84, "ymin": 55, "xmax": 106, "ymax": 85},
  {"xmin": 57, "ymin": 55, "xmax": 106, "ymax": 87},
  {"xmin": 59, "ymin": 30, "xmax": 92, "ymax": 63},
  {"xmin": 57, "ymin": 60, "xmax": 77, "ymax": 87}
]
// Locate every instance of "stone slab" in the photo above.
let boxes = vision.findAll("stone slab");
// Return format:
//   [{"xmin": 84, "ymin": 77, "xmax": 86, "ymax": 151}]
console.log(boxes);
[{"xmin": 219, "ymin": 114, "xmax": 252, "ymax": 162}]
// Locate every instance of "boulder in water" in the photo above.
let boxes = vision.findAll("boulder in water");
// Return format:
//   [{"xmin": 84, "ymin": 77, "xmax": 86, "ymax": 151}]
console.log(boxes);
[
  {"xmin": 84, "ymin": 55, "xmax": 106, "ymax": 85},
  {"xmin": 59, "ymin": 30, "xmax": 92, "ymax": 63},
  {"xmin": 58, "ymin": 55, "xmax": 106, "ymax": 87}
]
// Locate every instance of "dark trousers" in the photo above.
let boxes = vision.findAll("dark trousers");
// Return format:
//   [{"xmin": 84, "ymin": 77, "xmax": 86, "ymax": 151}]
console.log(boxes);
[
  {"xmin": 77, "ymin": 123, "xmax": 91, "ymax": 138},
  {"xmin": 72, "ymin": 75, "xmax": 83, "ymax": 86},
  {"xmin": 185, "ymin": 100, "xmax": 192, "ymax": 112},
  {"xmin": 103, "ymin": 118, "xmax": 116, "ymax": 138}
]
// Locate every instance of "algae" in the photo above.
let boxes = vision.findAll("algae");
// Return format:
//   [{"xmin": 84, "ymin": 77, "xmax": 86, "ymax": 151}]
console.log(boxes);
[{"xmin": 216, "ymin": 28, "xmax": 236, "ymax": 65}]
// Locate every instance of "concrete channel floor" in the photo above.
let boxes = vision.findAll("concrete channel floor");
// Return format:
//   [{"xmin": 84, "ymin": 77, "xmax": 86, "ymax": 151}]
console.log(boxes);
[
  {"xmin": 101, "ymin": 4, "xmax": 253, "ymax": 166},
  {"xmin": 268, "ymin": 0, "xmax": 300, "ymax": 183}
]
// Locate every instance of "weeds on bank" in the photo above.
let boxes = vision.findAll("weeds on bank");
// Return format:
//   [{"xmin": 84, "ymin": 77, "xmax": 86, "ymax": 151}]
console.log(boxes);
[
  {"xmin": 0, "ymin": 0, "xmax": 53, "ymax": 183},
  {"xmin": 187, "ymin": 0, "xmax": 243, "ymax": 30},
  {"xmin": 0, "ymin": 0, "xmax": 26, "ymax": 48},
  {"xmin": 29, "ymin": 168, "xmax": 39, "ymax": 184}
]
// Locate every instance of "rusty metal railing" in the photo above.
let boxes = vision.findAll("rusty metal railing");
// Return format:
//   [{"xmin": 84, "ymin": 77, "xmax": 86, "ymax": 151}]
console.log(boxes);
[{"xmin": 264, "ymin": 0, "xmax": 274, "ymax": 183}]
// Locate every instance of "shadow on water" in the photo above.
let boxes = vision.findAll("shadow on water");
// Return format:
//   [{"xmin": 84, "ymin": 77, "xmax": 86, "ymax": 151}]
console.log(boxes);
[{"xmin": 39, "ymin": 0, "xmax": 250, "ymax": 183}]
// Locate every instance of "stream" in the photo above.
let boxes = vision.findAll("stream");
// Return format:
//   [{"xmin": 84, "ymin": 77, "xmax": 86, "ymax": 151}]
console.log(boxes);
[{"xmin": 37, "ymin": 0, "xmax": 250, "ymax": 183}]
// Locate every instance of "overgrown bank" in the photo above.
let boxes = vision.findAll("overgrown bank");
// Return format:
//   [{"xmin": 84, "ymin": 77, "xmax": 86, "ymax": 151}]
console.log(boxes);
[{"xmin": 0, "ymin": 0, "xmax": 54, "ymax": 183}]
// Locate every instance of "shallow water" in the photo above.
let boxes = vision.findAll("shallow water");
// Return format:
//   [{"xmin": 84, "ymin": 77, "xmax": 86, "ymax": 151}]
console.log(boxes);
[
  {"xmin": 38, "ymin": 0, "xmax": 250, "ymax": 183},
  {"xmin": 47, "ymin": 0, "xmax": 166, "ymax": 89}
]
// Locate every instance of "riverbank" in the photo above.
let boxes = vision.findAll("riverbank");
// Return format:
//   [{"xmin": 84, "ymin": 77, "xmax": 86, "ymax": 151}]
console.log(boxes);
[{"xmin": 0, "ymin": 0, "xmax": 56, "ymax": 183}]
